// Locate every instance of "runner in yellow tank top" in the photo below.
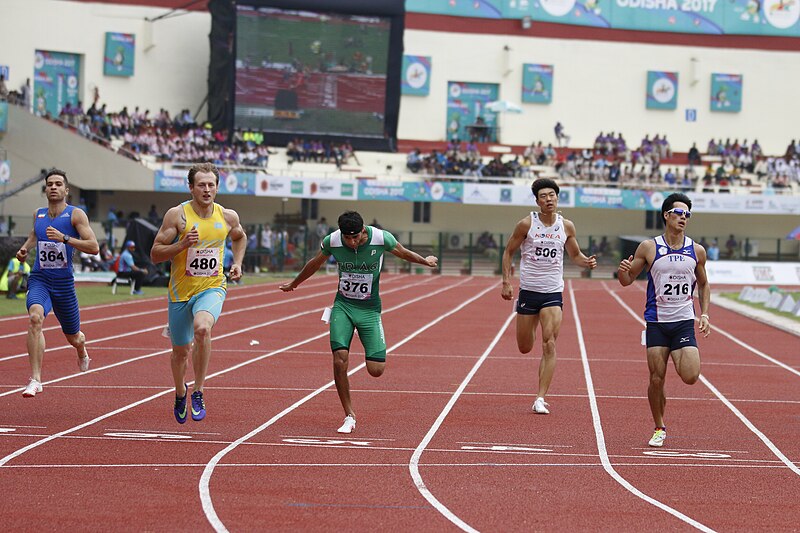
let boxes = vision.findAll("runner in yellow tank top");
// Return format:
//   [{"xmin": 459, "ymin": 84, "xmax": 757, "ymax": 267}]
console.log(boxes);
[{"xmin": 151, "ymin": 163, "xmax": 247, "ymax": 424}]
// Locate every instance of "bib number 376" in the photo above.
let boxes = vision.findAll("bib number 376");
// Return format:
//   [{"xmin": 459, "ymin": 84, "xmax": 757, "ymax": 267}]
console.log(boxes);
[
  {"xmin": 339, "ymin": 272, "xmax": 373, "ymax": 300},
  {"xmin": 186, "ymin": 248, "xmax": 219, "ymax": 277}
]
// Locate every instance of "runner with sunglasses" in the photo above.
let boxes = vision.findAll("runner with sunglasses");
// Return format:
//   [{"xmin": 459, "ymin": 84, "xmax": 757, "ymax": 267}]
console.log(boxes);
[{"xmin": 617, "ymin": 192, "xmax": 711, "ymax": 448}]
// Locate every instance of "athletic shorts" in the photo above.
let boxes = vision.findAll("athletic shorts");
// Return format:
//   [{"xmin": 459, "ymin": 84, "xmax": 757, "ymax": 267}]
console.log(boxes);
[
  {"xmin": 329, "ymin": 299, "xmax": 386, "ymax": 362},
  {"xmin": 26, "ymin": 272, "xmax": 80, "ymax": 335},
  {"xmin": 516, "ymin": 290, "xmax": 563, "ymax": 315},
  {"xmin": 168, "ymin": 287, "xmax": 226, "ymax": 346},
  {"xmin": 646, "ymin": 319, "xmax": 697, "ymax": 351}
]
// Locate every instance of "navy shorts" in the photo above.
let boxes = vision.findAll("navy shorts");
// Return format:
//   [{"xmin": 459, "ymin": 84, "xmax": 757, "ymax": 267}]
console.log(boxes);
[
  {"xmin": 516, "ymin": 290, "xmax": 563, "ymax": 315},
  {"xmin": 646, "ymin": 319, "xmax": 697, "ymax": 350},
  {"xmin": 26, "ymin": 272, "xmax": 81, "ymax": 335}
]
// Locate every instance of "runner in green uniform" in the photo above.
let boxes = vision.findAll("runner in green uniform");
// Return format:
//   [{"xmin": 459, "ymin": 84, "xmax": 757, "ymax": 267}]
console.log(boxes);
[{"xmin": 280, "ymin": 211, "xmax": 438, "ymax": 433}]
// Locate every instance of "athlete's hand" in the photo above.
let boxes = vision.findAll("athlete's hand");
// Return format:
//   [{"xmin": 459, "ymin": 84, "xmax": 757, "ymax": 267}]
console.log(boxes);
[
  {"xmin": 279, "ymin": 282, "xmax": 295, "ymax": 292},
  {"xmin": 618, "ymin": 255, "xmax": 634, "ymax": 274},
  {"xmin": 698, "ymin": 315, "xmax": 711, "ymax": 337},
  {"xmin": 424, "ymin": 255, "xmax": 438, "ymax": 268},
  {"xmin": 182, "ymin": 226, "xmax": 200, "ymax": 249},
  {"xmin": 229, "ymin": 264, "xmax": 242, "ymax": 282},
  {"xmin": 16, "ymin": 247, "xmax": 28, "ymax": 262},
  {"xmin": 501, "ymin": 281, "xmax": 514, "ymax": 300},
  {"xmin": 585, "ymin": 254, "xmax": 597, "ymax": 269},
  {"xmin": 45, "ymin": 226, "xmax": 64, "ymax": 242}
]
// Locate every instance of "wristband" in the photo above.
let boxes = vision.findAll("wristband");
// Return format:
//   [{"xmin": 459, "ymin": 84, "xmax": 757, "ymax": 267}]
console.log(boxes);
[{"xmin": 701, "ymin": 314, "xmax": 709, "ymax": 320}]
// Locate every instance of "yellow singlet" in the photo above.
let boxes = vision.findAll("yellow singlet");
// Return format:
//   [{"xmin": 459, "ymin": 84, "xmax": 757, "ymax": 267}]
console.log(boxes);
[{"xmin": 168, "ymin": 201, "xmax": 228, "ymax": 302}]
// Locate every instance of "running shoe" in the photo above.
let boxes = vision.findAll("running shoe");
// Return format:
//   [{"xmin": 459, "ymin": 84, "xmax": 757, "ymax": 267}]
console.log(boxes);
[
  {"xmin": 191, "ymin": 390, "xmax": 206, "ymax": 421},
  {"xmin": 532, "ymin": 397, "xmax": 550, "ymax": 415},
  {"xmin": 337, "ymin": 415, "xmax": 356, "ymax": 434},
  {"xmin": 22, "ymin": 378, "xmax": 43, "ymax": 398},
  {"xmin": 174, "ymin": 384, "xmax": 188, "ymax": 424},
  {"xmin": 78, "ymin": 354, "xmax": 91, "ymax": 372},
  {"xmin": 648, "ymin": 427, "xmax": 667, "ymax": 447}
]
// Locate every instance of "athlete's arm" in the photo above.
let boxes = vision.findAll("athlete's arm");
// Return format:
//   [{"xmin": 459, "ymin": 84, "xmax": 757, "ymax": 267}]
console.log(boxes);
[
  {"xmin": 618, "ymin": 240, "xmax": 653, "ymax": 286},
  {"xmin": 15, "ymin": 211, "xmax": 38, "ymax": 263},
  {"xmin": 501, "ymin": 216, "xmax": 530, "ymax": 300},
  {"xmin": 390, "ymin": 242, "xmax": 437, "ymax": 267},
  {"xmin": 150, "ymin": 206, "xmax": 197, "ymax": 264},
  {"xmin": 694, "ymin": 243, "xmax": 711, "ymax": 337},
  {"xmin": 564, "ymin": 219, "xmax": 597, "ymax": 269},
  {"xmin": 224, "ymin": 208, "xmax": 247, "ymax": 282},
  {"xmin": 280, "ymin": 251, "xmax": 328, "ymax": 292},
  {"xmin": 50, "ymin": 208, "xmax": 99, "ymax": 255}
]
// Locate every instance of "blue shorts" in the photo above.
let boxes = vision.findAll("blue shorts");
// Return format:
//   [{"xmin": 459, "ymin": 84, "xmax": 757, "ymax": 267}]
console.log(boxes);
[
  {"xmin": 516, "ymin": 290, "xmax": 563, "ymax": 315},
  {"xmin": 26, "ymin": 272, "xmax": 80, "ymax": 335},
  {"xmin": 646, "ymin": 319, "xmax": 697, "ymax": 350},
  {"xmin": 168, "ymin": 288, "xmax": 226, "ymax": 346}
]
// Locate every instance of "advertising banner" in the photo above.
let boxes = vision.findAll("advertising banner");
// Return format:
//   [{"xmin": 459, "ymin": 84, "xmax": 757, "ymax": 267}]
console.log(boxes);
[
  {"xmin": 446, "ymin": 81, "xmax": 499, "ymax": 143},
  {"xmin": 522, "ymin": 64, "xmax": 553, "ymax": 104},
  {"xmin": 358, "ymin": 180, "xmax": 463, "ymax": 203},
  {"xmin": 104, "ymin": 32, "xmax": 135, "ymax": 77},
  {"xmin": 401, "ymin": 55, "xmax": 431, "ymax": 96},
  {"xmin": 646, "ymin": 71, "xmax": 678, "ymax": 110},
  {"xmin": 710, "ymin": 73, "xmax": 743, "ymax": 112},
  {"xmin": 154, "ymin": 169, "xmax": 255, "ymax": 195},
  {"xmin": 706, "ymin": 261, "xmax": 800, "ymax": 285},
  {"xmin": 33, "ymin": 50, "xmax": 81, "ymax": 118}
]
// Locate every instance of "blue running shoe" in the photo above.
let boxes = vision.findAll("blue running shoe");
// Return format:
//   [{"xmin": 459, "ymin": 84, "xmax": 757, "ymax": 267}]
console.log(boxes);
[
  {"xmin": 191, "ymin": 390, "xmax": 206, "ymax": 421},
  {"xmin": 174, "ymin": 384, "xmax": 188, "ymax": 424}
]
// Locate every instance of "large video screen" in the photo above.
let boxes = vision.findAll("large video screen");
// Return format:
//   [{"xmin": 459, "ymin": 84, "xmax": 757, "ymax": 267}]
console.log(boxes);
[{"xmin": 234, "ymin": 5, "xmax": 391, "ymax": 138}]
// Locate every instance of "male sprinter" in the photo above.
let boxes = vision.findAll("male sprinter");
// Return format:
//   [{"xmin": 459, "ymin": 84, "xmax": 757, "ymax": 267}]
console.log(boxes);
[
  {"xmin": 618, "ymin": 192, "xmax": 710, "ymax": 447},
  {"xmin": 151, "ymin": 163, "xmax": 246, "ymax": 423},
  {"xmin": 280, "ymin": 211, "xmax": 437, "ymax": 433},
  {"xmin": 16, "ymin": 169, "xmax": 99, "ymax": 397},
  {"xmin": 501, "ymin": 178, "xmax": 596, "ymax": 414}
]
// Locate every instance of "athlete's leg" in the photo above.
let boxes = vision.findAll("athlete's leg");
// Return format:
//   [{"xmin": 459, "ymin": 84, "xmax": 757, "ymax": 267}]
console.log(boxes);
[
  {"xmin": 168, "ymin": 299, "xmax": 195, "ymax": 397},
  {"xmin": 171, "ymin": 343, "xmax": 192, "ymax": 397},
  {"xmin": 515, "ymin": 313, "xmax": 540, "ymax": 354},
  {"xmin": 333, "ymin": 348, "xmax": 355, "ymax": 417},
  {"xmin": 357, "ymin": 311, "xmax": 387, "ymax": 378},
  {"xmin": 646, "ymin": 346, "xmax": 671, "ymax": 428},
  {"xmin": 64, "ymin": 331, "xmax": 89, "ymax": 367},
  {"xmin": 536, "ymin": 306, "xmax": 563, "ymax": 399},
  {"xmin": 191, "ymin": 310, "xmax": 215, "ymax": 392},
  {"xmin": 26, "ymin": 304, "xmax": 46, "ymax": 381},
  {"xmin": 671, "ymin": 347, "xmax": 700, "ymax": 385}
]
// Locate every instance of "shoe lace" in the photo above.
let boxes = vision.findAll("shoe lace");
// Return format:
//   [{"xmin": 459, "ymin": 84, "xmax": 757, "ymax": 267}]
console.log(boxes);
[{"xmin": 192, "ymin": 391, "xmax": 205, "ymax": 409}]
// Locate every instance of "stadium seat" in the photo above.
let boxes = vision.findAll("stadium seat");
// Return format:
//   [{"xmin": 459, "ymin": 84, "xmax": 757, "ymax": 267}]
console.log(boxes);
[{"xmin": 111, "ymin": 275, "xmax": 135, "ymax": 295}]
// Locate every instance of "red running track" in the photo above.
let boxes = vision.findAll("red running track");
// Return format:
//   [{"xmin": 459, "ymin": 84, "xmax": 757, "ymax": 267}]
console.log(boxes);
[{"xmin": 0, "ymin": 277, "xmax": 797, "ymax": 531}]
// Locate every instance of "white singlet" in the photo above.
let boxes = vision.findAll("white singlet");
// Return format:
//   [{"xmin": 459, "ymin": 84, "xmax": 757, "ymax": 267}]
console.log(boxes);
[
  {"xmin": 519, "ymin": 212, "xmax": 567, "ymax": 293},
  {"xmin": 645, "ymin": 235, "xmax": 698, "ymax": 323}
]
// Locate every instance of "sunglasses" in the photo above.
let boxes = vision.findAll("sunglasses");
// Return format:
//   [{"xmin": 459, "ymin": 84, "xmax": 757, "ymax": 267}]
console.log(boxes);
[{"xmin": 666, "ymin": 208, "xmax": 692, "ymax": 218}]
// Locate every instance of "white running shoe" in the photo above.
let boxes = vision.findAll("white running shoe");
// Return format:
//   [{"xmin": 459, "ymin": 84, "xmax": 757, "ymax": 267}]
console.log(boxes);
[
  {"xmin": 532, "ymin": 397, "xmax": 550, "ymax": 414},
  {"xmin": 337, "ymin": 415, "xmax": 356, "ymax": 434},
  {"xmin": 22, "ymin": 378, "xmax": 43, "ymax": 398},
  {"xmin": 78, "ymin": 355, "xmax": 91, "ymax": 372},
  {"xmin": 648, "ymin": 428, "xmax": 666, "ymax": 447}
]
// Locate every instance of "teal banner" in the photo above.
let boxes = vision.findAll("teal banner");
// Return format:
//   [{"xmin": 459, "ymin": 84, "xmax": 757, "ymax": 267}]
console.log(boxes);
[
  {"xmin": 408, "ymin": 0, "xmax": 800, "ymax": 36},
  {"xmin": 358, "ymin": 180, "xmax": 463, "ymax": 203},
  {"xmin": 154, "ymin": 170, "xmax": 255, "ymax": 195},
  {"xmin": 104, "ymin": 32, "xmax": 135, "ymax": 77},
  {"xmin": 0, "ymin": 101, "xmax": 8, "ymax": 133},
  {"xmin": 402, "ymin": 55, "xmax": 432, "ymax": 96},
  {"xmin": 33, "ymin": 50, "xmax": 81, "ymax": 118},
  {"xmin": 522, "ymin": 64, "xmax": 553, "ymax": 104},
  {"xmin": 446, "ymin": 81, "xmax": 499, "ymax": 142},
  {"xmin": 710, "ymin": 73, "xmax": 742, "ymax": 112},
  {"xmin": 574, "ymin": 187, "xmax": 665, "ymax": 210},
  {"xmin": 646, "ymin": 71, "xmax": 678, "ymax": 110}
]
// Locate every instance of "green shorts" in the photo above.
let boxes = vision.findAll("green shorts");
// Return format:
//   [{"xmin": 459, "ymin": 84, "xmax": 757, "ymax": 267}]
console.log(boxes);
[{"xmin": 329, "ymin": 298, "xmax": 386, "ymax": 362}]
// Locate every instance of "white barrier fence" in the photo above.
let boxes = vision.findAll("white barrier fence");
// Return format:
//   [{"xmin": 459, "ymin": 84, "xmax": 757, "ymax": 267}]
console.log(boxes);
[
  {"xmin": 707, "ymin": 261, "xmax": 800, "ymax": 286},
  {"xmin": 738, "ymin": 286, "xmax": 800, "ymax": 317}
]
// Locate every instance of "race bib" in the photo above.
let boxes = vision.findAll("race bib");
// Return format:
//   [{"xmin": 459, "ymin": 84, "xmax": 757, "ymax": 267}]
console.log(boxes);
[
  {"xmin": 533, "ymin": 245, "xmax": 560, "ymax": 262},
  {"xmin": 185, "ymin": 247, "xmax": 219, "ymax": 277},
  {"xmin": 338, "ymin": 272, "xmax": 373, "ymax": 300},
  {"xmin": 38, "ymin": 241, "xmax": 68, "ymax": 269}
]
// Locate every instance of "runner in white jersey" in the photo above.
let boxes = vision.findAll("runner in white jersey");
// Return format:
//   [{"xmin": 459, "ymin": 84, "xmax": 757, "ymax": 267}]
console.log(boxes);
[
  {"xmin": 618, "ymin": 193, "xmax": 711, "ymax": 448},
  {"xmin": 502, "ymin": 179, "xmax": 597, "ymax": 415}
]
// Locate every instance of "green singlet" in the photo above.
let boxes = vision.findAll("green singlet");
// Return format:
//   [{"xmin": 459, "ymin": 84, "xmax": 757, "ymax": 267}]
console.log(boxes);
[{"xmin": 321, "ymin": 226, "xmax": 398, "ymax": 361}]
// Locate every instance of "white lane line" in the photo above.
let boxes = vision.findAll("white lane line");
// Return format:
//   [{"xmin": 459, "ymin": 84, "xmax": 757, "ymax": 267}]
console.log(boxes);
[
  {"xmin": 570, "ymin": 280, "xmax": 716, "ymax": 532},
  {"xmin": 199, "ymin": 280, "xmax": 495, "ymax": 533},
  {"xmin": 603, "ymin": 282, "xmax": 800, "ymax": 477},
  {"xmin": 408, "ymin": 309, "xmax": 515, "ymax": 533}
]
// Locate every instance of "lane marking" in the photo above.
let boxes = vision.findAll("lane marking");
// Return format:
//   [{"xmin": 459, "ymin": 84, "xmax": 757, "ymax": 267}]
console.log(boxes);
[
  {"xmin": 200, "ymin": 280, "xmax": 496, "ymax": 533},
  {"xmin": 604, "ymin": 283, "xmax": 800, "ymax": 478},
  {"xmin": 569, "ymin": 280, "xmax": 716, "ymax": 532},
  {"xmin": 104, "ymin": 432, "xmax": 192, "ymax": 440},
  {"xmin": 408, "ymin": 308, "xmax": 515, "ymax": 533}
]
